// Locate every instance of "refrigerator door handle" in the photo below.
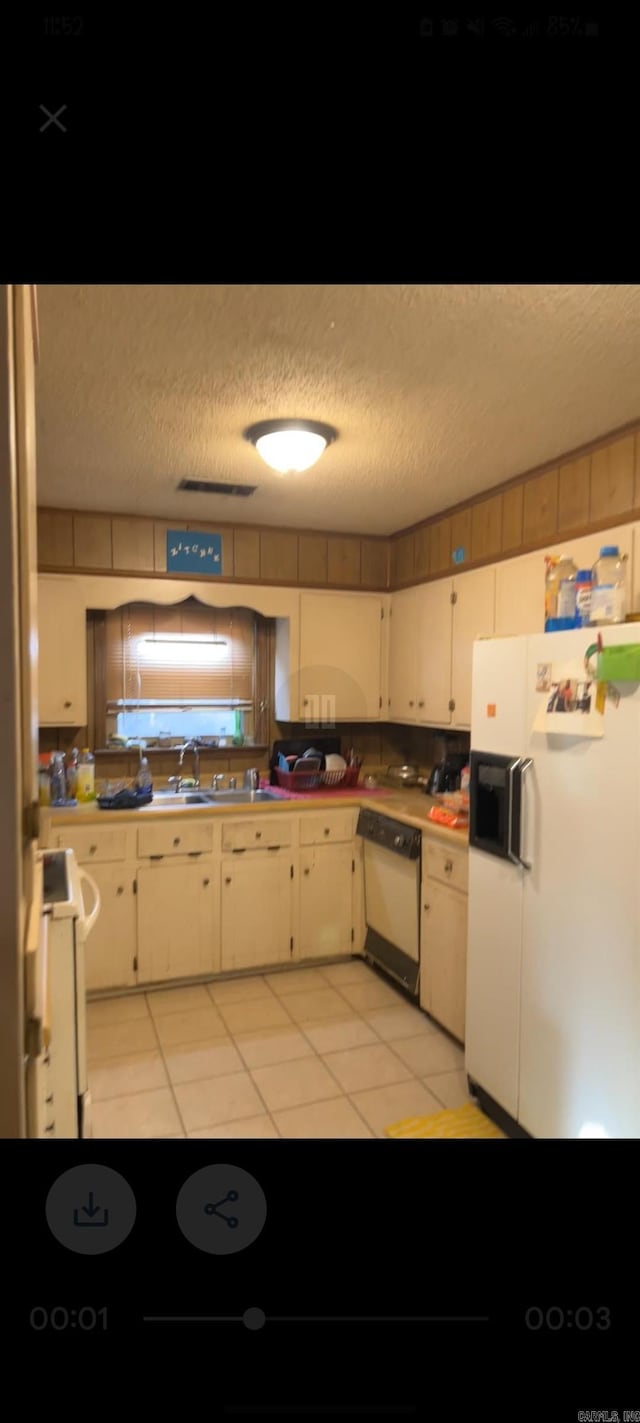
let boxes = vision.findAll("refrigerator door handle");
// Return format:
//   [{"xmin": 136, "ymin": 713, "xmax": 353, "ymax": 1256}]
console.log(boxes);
[
  {"xmin": 506, "ymin": 758, "xmax": 522, "ymax": 866},
  {"xmin": 516, "ymin": 758, "xmax": 533, "ymax": 870}
]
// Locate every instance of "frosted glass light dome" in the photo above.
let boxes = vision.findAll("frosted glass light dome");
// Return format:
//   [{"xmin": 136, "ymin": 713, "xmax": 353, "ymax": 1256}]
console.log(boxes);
[{"xmin": 245, "ymin": 419, "xmax": 337, "ymax": 474}]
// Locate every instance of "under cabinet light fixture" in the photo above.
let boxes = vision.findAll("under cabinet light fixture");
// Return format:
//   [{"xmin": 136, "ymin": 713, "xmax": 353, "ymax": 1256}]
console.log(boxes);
[
  {"xmin": 244, "ymin": 419, "xmax": 337, "ymax": 473},
  {"xmin": 143, "ymin": 636, "xmax": 228, "ymax": 646}
]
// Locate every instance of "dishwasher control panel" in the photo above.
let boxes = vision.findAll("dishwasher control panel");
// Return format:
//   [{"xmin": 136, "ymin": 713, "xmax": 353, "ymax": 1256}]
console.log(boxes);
[{"xmin": 356, "ymin": 809, "xmax": 421, "ymax": 858}]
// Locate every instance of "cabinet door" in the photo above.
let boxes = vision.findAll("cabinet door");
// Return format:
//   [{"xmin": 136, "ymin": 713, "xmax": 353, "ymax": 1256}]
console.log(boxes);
[
  {"xmin": 37, "ymin": 576, "xmax": 88, "ymax": 725},
  {"xmin": 137, "ymin": 862, "xmax": 219, "ymax": 984},
  {"xmin": 299, "ymin": 845, "xmax": 353, "ymax": 960},
  {"xmin": 299, "ymin": 593, "xmax": 382, "ymax": 720},
  {"xmin": 415, "ymin": 579, "xmax": 454, "ymax": 726},
  {"xmin": 388, "ymin": 587, "xmax": 418, "ymax": 721},
  {"xmin": 494, "ymin": 553, "xmax": 544, "ymax": 637},
  {"xmin": 420, "ymin": 880, "xmax": 468, "ymax": 1043},
  {"xmin": 221, "ymin": 854, "xmax": 293, "ymax": 972},
  {"xmin": 450, "ymin": 566, "xmax": 496, "ymax": 728},
  {"xmin": 85, "ymin": 863, "xmax": 137, "ymax": 992}
]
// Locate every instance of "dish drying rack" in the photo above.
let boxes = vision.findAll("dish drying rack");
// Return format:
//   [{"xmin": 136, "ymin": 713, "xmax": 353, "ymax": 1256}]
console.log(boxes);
[{"xmin": 275, "ymin": 767, "xmax": 361, "ymax": 792}]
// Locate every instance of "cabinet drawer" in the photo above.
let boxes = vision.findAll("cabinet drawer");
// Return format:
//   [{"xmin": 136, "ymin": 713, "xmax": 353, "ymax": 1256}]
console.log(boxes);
[
  {"xmin": 299, "ymin": 810, "xmax": 355, "ymax": 846},
  {"xmin": 423, "ymin": 838, "xmax": 469, "ymax": 894},
  {"xmin": 137, "ymin": 822, "xmax": 215, "ymax": 859},
  {"xmin": 221, "ymin": 817, "xmax": 293, "ymax": 852},
  {"xmin": 54, "ymin": 827, "xmax": 127, "ymax": 863}
]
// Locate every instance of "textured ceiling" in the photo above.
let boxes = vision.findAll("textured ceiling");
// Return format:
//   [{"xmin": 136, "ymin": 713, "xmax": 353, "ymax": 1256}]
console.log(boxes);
[{"xmin": 35, "ymin": 285, "xmax": 640, "ymax": 536}]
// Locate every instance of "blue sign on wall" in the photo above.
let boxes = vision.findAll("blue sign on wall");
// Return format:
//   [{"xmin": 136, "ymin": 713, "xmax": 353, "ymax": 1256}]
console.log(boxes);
[{"xmin": 167, "ymin": 530, "xmax": 222, "ymax": 575}]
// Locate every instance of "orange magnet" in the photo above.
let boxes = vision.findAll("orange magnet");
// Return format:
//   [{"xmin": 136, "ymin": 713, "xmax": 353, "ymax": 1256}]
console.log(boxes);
[{"xmin": 487, "ymin": 704, "xmax": 496, "ymax": 717}]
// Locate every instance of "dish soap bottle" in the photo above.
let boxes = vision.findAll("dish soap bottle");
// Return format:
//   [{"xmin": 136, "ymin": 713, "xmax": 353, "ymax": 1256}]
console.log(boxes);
[
  {"xmin": 135, "ymin": 757, "xmax": 153, "ymax": 793},
  {"xmin": 49, "ymin": 752, "xmax": 67, "ymax": 805},
  {"xmin": 66, "ymin": 746, "xmax": 79, "ymax": 800},
  {"xmin": 76, "ymin": 747, "xmax": 96, "ymax": 802}
]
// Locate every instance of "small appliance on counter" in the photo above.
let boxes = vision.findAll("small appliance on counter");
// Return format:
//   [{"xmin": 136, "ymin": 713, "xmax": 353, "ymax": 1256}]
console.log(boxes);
[{"xmin": 425, "ymin": 751, "xmax": 468, "ymax": 796}]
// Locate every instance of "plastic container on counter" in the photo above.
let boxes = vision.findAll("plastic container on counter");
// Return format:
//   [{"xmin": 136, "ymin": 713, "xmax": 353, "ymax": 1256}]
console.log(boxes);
[
  {"xmin": 590, "ymin": 546, "xmax": 627, "ymax": 625},
  {"xmin": 38, "ymin": 754, "xmax": 51, "ymax": 806},
  {"xmin": 76, "ymin": 747, "xmax": 96, "ymax": 802},
  {"xmin": 49, "ymin": 752, "xmax": 67, "ymax": 805}
]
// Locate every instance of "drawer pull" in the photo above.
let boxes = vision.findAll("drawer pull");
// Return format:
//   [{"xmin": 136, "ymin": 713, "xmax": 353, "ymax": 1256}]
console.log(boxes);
[
  {"xmin": 423, "ymin": 903, "xmax": 430, "ymax": 912},
  {"xmin": 45, "ymin": 1122, "xmax": 55, "ymax": 1133},
  {"xmin": 409, "ymin": 700, "xmax": 414, "ymax": 707},
  {"xmin": 188, "ymin": 851, "xmax": 202, "ymax": 858},
  {"xmin": 267, "ymin": 845, "xmax": 280, "ymax": 852},
  {"xmin": 304, "ymin": 867, "xmax": 310, "ymax": 876},
  {"xmin": 89, "ymin": 845, "xmax": 97, "ymax": 855},
  {"xmin": 203, "ymin": 878, "xmax": 210, "ymax": 887},
  {"xmin": 173, "ymin": 837, "xmax": 181, "ymax": 847},
  {"xmin": 418, "ymin": 700, "xmax": 425, "ymax": 708},
  {"xmin": 45, "ymin": 1094, "xmax": 54, "ymax": 1104},
  {"xmin": 116, "ymin": 886, "xmax": 124, "ymax": 896},
  {"xmin": 324, "ymin": 828, "xmax": 330, "ymax": 836},
  {"xmin": 64, "ymin": 700, "xmax": 72, "ymax": 709},
  {"xmin": 255, "ymin": 831, "xmax": 262, "ymax": 840},
  {"xmin": 444, "ymin": 859, "xmax": 453, "ymax": 874},
  {"xmin": 225, "ymin": 877, "xmax": 232, "ymax": 885}
]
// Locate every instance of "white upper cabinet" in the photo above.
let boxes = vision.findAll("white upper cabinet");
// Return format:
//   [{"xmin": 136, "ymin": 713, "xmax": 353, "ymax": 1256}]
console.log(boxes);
[
  {"xmin": 450, "ymin": 566, "xmax": 496, "ymax": 727},
  {"xmin": 495, "ymin": 553, "xmax": 543, "ymax": 637},
  {"xmin": 298, "ymin": 592, "xmax": 383, "ymax": 721},
  {"xmin": 388, "ymin": 587, "xmax": 418, "ymax": 721},
  {"xmin": 416, "ymin": 579, "xmax": 455, "ymax": 726},
  {"xmin": 38, "ymin": 575, "xmax": 87, "ymax": 725}
]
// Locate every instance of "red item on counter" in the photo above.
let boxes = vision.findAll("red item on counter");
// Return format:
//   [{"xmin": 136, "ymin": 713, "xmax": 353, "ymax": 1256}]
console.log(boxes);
[{"xmin": 428, "ymin": 805, "xmax": 468, "ymax": 830}]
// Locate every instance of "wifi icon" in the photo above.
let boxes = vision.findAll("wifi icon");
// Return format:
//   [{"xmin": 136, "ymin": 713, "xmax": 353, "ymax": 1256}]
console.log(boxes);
[{"xmin": 492, "ymin": 16, "xmax": 518, "ymax": 36}]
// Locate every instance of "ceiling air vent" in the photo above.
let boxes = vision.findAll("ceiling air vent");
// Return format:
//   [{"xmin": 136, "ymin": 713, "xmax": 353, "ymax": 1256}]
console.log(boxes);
[{"xmin": 177, "ymin": 479, "xmax": 257, "ymax": 498}]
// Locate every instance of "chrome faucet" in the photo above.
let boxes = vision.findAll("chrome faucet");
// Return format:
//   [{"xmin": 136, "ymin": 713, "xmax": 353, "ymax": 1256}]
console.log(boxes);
[
  {"xmin": 211, "ymin": 773, "xmax": 225, "ymax": 792},
  {"xmin": 178, "ymin": 739, "xmax": 200, "ymax": 788}
]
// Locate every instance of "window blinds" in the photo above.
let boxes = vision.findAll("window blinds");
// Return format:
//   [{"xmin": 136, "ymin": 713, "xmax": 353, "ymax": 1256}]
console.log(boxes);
[{"xmin": 105, "ymin": 601, "xmax": 256, "ymax": 706}]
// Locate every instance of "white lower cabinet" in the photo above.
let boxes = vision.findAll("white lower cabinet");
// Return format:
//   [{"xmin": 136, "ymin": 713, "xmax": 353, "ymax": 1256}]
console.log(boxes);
[
  {"xmin": 420, "ymin": 878, "xmax": 468, "ymax": 1043},
  {"xmin": 84, "ymin": 863, "xmax": 138, "ymax": 992},
  {"xmin": 221, "ymin": 852, "xmax": 293, "ymax": 972},
  {"xmin": 137, "ymin": 862, "xmax": 219, "ymax": 984},
  {"xmin": 299, "ymin": 844, "xmax": 354, "ymax": 960}
]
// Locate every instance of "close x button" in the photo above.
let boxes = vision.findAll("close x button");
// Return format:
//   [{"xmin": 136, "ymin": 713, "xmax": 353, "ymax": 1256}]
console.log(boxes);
[{"xmin": 39, "ymin": 104, "xmax": 68, "ymax": 133}]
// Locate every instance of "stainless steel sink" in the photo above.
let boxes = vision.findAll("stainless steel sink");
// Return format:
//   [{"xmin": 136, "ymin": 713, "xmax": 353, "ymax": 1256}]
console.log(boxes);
[
  {"xmin": 152, "ymin": 788, "xmax": 279, "ymax": 805},
  {"xmin": 205, "ymin": 789, "xmax": 279, "ymax": 804}
]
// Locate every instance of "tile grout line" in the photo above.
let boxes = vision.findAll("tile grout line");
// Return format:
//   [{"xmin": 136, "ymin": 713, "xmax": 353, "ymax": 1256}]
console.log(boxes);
[{"xmin": 146, "ymin": 994, "xmax": 190, "ymax": 1137}]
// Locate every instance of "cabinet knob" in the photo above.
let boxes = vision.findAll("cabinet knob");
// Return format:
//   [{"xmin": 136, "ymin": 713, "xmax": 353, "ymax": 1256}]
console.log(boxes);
[
  {"xmin": 255, "ymin": 831, "xmax": 262, "ymax": 839},
  {"xmin": 45, "ymin": 1122, "xmax": 55, "ymax": 1133},
  {"xmin": 424, "ymin": 903, "xmax": 430, "ymax": 912},
  {"xmin": 324, "ymin": 827, "xmax": 330, "ymax": 836},
  {"xmin": 116, "ymin": 886, "xmax": 124, "ymax": 896},
  {"xmin": 418, "ymin": 700, "xmax": 425, "ymax": 708},
  {"xmin": 444, "ymin": 859, "xmax": 453, "ymax": 874},
  {"xmin": 304, "ymin": 867, "xmax": 310, "ymax": 876},
  {"xmin": 89, "ymin": 845, "xmax": 97, "ymax": 855},
  {"xmin": 225, "ymin": 877, "xmax": 232, "ymax": 885},
  {"xmin": 408, "ymin": 700, "xmax": 414, "ymax": 707},
  {"xmin": 173, "ymin": 837, "xmax": 181, "ymax": 847},
  {"xmin": 203, "ymin": 878, "xmax": 210, "ymax": 887},
  {"xmin": 45, "ymin": 1093, "xmax": 54, "ymax": 1104},
  {"xmin": 64, "ymin": 700, "xmax": 72, "ymax": 709},
  {"xmin": 303, "ymin": 697, "xmax": 309, "ymax": 705}
]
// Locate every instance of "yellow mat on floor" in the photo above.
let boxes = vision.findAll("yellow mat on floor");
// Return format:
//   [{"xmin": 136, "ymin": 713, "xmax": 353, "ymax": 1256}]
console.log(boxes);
[{"xmin": 385, "ymin": 1102, "xmax": 505, "ymax": 1138}]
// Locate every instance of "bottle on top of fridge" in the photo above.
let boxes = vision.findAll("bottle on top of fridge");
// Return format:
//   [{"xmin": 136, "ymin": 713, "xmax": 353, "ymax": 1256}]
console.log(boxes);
[
  {"xmin": 49, "ymin": 752, "xmax": 67, "ymax": 805},
  {"xmin": 38, "ymin": 754, "xmax": 51, "ymax": 806},
  {"xmin": 76, "ymin": 747, "xmax": 96, "ymax": 802},
  {"xmin": 574, "ymin": 571, "xmax": 593, "ymax": 627},
  {"xmin": 590, "ymin": 546, "xmax": 627, "ymax": 625},
  {"xmin": 545, "ymin": 554, "xmax": 577, "ymax": 630}
]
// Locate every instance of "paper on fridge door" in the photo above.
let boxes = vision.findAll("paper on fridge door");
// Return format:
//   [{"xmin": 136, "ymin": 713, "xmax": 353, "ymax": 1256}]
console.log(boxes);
[{"xmin": 533, "ymin": 658, "xmax": 603, "ymax": 737}]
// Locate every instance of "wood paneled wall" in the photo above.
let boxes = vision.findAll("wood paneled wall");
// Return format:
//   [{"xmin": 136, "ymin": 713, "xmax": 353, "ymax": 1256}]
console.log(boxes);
[
  {"xmin": 37, "ymin": 419, "xmax": 640, "ymax": 594},
  {"xmin": 389, "ymin": 425, "xmax": 640, "ymax": 588},
  {"xmin": 37, "ymin": 508, "xmax": 389, "ymax": 592}
]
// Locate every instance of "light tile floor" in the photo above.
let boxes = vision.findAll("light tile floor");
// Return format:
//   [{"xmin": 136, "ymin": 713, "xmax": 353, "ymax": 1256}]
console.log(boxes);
[{"xmin": 87, "ymin": 959, "xmax": 476, "ymax": 1139}]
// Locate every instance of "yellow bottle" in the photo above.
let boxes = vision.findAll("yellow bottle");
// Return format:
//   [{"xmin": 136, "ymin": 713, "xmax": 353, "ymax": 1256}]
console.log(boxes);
[{"xmin": 76, "ymin": 747, "xmax": 96, "ymax": 802}]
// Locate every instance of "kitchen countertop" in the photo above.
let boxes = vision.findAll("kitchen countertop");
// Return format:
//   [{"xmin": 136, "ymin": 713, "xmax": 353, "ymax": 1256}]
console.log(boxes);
[{"xmin": 42, "ymin": 784, "xmax": 468, "ymax": 847}]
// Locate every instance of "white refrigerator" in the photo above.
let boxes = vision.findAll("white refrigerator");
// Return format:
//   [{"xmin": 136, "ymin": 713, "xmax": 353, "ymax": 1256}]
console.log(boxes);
[{"xmin": 466, "ymin": 625, "xmax": 640, "ymax": 1139}]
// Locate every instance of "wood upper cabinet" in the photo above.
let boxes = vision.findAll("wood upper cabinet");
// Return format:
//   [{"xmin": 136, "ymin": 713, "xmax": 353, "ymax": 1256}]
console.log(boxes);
[
  {"xmin": 450, "ymin": 566, "xmax": 496, "ymax": 727},
  {"xmin": 388, "ymin": 587, "xmax": 418, "ymax": 721},
  {"xmin": 37, "ymin": 575, "xmax": 88, "ymax": 725},
  {"xmin": 415, "ymin": 579, "xmax": 454, "ymax": 726},
  {"xmin": 137, "ymin": 861, "xmax": 219, "ymax": 984},
  {"xmin": 298, "ymin": 592, "xmax": 383, "ymax": 720}
]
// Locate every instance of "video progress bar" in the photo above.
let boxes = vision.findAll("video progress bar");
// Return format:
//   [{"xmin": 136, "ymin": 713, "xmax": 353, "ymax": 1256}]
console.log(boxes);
[{"xmin": 143, "ymin": 1314, "xmax": 489, "ymax": 1324}]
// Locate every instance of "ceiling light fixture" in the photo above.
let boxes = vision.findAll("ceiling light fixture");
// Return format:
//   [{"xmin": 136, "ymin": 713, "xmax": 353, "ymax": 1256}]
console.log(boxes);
[{"xmin": 244, "ymin": 419, "xmax": 337, "ymax": 474}]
